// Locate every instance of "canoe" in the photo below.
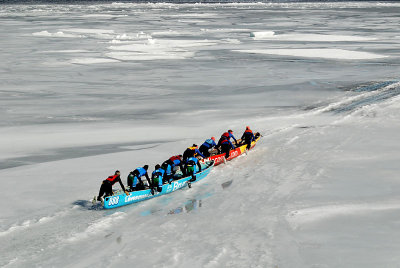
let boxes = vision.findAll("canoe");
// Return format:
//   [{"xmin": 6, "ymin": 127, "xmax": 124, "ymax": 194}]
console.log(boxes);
[
  {"xmin": 103, "ymin": 160, "xmax": 214, "ymax": 209},
  {"xmin": 203, "ymin": 132, "xmax": 261, "ymax": 166}
]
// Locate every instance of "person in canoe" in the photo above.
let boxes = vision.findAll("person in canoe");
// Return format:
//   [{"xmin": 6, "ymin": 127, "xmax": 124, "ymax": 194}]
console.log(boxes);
[
  {"xmin": 97, "ymin": 170, "xmax": 129, "ymax": 202},
  {"xmin": 218, "ymin": 129, "xmax": 238, "ymax": 148},
  {"xmin": 169, "ymin": 154, "xmax": 185, "ymax": 173},
  {"xmin": 182, "ymin": 144, "xmax": 205, "ymax": 161},
  {"xmin": 241, "ymin": 126, "xmax": 256, "ymax": 150},
  {"xmin": 127, "ymin": 165, "xmax": 151, "ymax": 191},
  {"xmin": 184, "ymin": 152, "xmax": 202, "ymax": 182},
  {"xmin": 161, "ymin": 154, "xmax": 185, "ymax": 184},
  {"xmin": 199, "ymin": 137, "xmax": 217, "ymax": 157},
  {"xmin": 151, "ymin": 164, "xmax": 165, "ymax": 193},
  {"xmin": 220, "ymin": 137, "xmax": 235, "ymax": 159}
]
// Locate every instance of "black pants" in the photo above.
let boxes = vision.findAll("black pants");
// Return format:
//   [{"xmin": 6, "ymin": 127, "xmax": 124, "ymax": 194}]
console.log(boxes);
[
  {"xmin": 151, "ymin": 184, "xmax": 162, "ymax": 193},
  {"xmin": 98, "ymin": 180, "xmax": 112, "ymax": 198},
  {"xmin": 131, "ymin": 182, "xmax": 145, "ymax": 191},
  {"xmin": 244, "ymin": 138, "xmax": 252, "ymax": 150},
  {"xmin": 221, "ymin": 143, "xmax": 231, "ymax": 159},
  {"xmin": 199, "ymin": 145, "xmax": 211, "ymax": 157},
  {"xmin": 163, "ymin": 173, "xmax": 173, "ymax": 184}
]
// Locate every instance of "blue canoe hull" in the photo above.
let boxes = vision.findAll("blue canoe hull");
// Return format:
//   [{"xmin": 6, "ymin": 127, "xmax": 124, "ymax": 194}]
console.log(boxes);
[{"xmin": 103, "ymin": 161, "xmax": 214, "ymax": 209}]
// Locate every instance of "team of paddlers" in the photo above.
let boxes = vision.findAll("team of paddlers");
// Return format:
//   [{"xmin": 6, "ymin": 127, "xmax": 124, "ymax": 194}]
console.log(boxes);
[{"xmin": 96, "ymin": 126, "xmax": 256, "ymax": 203}]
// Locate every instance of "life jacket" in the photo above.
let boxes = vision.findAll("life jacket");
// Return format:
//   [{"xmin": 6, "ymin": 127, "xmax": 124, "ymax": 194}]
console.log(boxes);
[
  {"xmin": 169, "ymin": 155, "xmax": 180, "ymax": 161},
  {"xmin": 161, "ymin": 161, "xmax": 172, "ymax": 175},
  {"xmin": 245, "ymin": 129, "xmax": 253, "ymax": 134},
  {"xmin": 243, "ymin": 129, "xmax": 255, "ymax": 141},
  {"xmin": 152, "ymin": 168, "xmax": 165, "ymax": 186},
  {"xmin": 186, "ymin": 146, "xmax": 199, "ymax": 157},
  {"xmin": 221, "ymin": 139, "xmax": 231, "ymax": 145},
  {"xmin": 169, "ymin": 155, "xmax": 181, "ymax": 164},
  {"xmin": 222, "ymin": 132, "xmax": 230, "ymax": 138},
  {"xmin": 135, "ymin": 167, "xmax": 147, "ymax": 177},
  {"xmin": 106, "ymin": 175, "xmax": 119, "ymax": 184},
  {"xmin": 203, "ymin": 139, "xmax": 215, "ymax": 147}
]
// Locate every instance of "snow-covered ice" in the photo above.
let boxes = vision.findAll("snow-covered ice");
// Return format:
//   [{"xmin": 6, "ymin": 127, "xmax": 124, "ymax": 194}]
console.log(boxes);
[{"xmin": 1, "ymin": 1, "xmax": 400, "ymax": 267}]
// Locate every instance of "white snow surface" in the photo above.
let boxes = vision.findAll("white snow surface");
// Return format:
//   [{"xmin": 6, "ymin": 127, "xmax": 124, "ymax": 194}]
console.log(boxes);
[{"xmin": 1, "ymin": 2, "xmax": 400, "ymax": 268}]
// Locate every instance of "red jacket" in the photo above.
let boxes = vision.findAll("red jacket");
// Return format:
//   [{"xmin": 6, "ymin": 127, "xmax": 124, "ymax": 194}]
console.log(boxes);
[{"xmin": 106, "ymin": 175, "xmax": 122, "ymax": 186}]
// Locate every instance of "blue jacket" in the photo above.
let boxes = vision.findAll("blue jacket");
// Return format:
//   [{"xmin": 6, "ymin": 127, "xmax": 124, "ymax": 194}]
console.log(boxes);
[
  {"xmin": 228, "ymin": 133, "xmax": 237, "ymax": 143},
  {"xmin": 135, "ymin": 167, "xmax": 147, "ymax": 177},
  {"xmin": 132, "ymin": 167, "xmax": 149, "ymax": 187},
  {"xmin": 152, "ymin": 168, "xmax": 165, "ymax": 187},
  {"xmin": 162, "ymin": 161, "xmax": 173, "ymax": 175},
  {"xmin": 202, "ymin": 139, "xmax": 217, "ymax": 149}
]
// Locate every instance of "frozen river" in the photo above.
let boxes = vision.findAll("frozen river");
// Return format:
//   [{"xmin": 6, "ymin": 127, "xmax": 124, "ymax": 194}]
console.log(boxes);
[{"xmin": 1, "ymin": 1, "xmax": 400, "ymax": 267}]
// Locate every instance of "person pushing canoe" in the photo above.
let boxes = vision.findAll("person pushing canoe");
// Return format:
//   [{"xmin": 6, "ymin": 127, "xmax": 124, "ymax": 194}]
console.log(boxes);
[{"xmin": 95, "ymin": 170, "xmax": 129, "ymax": 203}]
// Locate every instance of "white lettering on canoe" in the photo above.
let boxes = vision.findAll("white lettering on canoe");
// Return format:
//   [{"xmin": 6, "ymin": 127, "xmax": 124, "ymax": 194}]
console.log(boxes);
[
  {"xmin": 173, "ymin": 180, "xmax": 186, "ymax": 191},
  {"xmin": 125, "ymin": 193, "xmax": 151, "ymax": 202}
]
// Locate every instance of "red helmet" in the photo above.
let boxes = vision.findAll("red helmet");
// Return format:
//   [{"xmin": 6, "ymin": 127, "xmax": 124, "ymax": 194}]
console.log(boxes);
[{"xmin": 211, "ymin": 137, "xmax": 215, "ymax": 141}]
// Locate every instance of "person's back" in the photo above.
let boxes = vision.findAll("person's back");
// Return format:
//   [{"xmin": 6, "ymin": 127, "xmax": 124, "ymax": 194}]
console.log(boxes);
[
  {"xmin": 185, "ymin": 156, "xmax": 202, "ymax": 182},
  {"xmin": 183, "ymin": 144, "xmax": 205, "ymax": 161},
  {"xmin": 168, "ymin": 155, "xmax": 185, "ymax": 175},
  {"xmin": 106, "ymin": 174, "xmax": 120, "ymax": 185},
  {"xmin": 169, "ymin": 155, "xmax": 183, "ymax": 167},
  {"xmin": 127, "ymin": 165, "xmax": 150, "ymax": 191},
  {"xmin": 161, "ymin": 160, "xmax": 172, "ymax": 174},
  {"xmin": 218, "ymin": 130, "xmax": 237, "ymax": 147},
  {"xmin": 241, "ymin": 126, "xmax": 256, "ymax": 149},
  {"xmin": 220, "ymin": 138, "xmax": 234, "ymax": 159},
  {"xmin": 218, "ymin": 132, "xmax": 229, "ymax": 147},
  {"xmin": 161, "ymin": 160, "xmax": 174, "ymax": 183},
  {"xmin": 183, "ymin": 145, "xmax": 195, "ymax": 161},
  {"xmin": 96, "ymin": 170, "xmax": 129, "ymax": 203},
  {"xmin": 199, "ymin": 137, "xmax": 216, "ymax": 157},
  {"xmin": 152, "ymin": 164, "xmax": 165, "ymax": 192}
]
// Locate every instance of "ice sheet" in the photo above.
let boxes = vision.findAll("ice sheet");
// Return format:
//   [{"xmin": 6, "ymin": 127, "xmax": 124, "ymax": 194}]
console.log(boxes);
[
  {"xmin": 234, "ymin": 48, "xmax": 388, "ymax": 60},
  {"xmin": 1, "ymin": 2, "xmax": 400, "ymax": 268}
]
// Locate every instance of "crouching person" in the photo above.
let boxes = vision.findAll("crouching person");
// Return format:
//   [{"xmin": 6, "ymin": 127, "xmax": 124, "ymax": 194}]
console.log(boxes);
[
  {"xmin": 151, "ymin": 164, "xmax": 165, "ymax": 193},
  {"xmin": 185, "ymin": 155, "xmax": 202, "ymax": 183},
  {"xmin": 199, "ymin": 137, "xmax": 217, "ymax": 157},
  {"xmin": 97, "ymin": 170, "xmax": 129, "ymax": 203},
  {"xmin": 241, "ymin": 126, "xmax": 256, "ymax": 150},
  {"xmin": 127, "ymin": 165, "xmax": 150, "ymax": 191}
]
